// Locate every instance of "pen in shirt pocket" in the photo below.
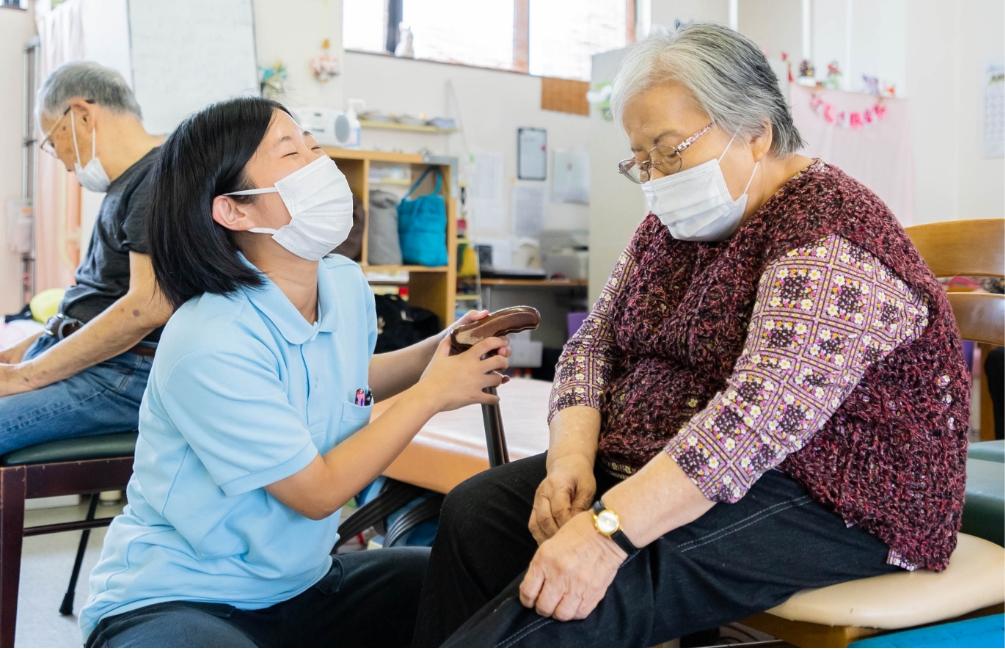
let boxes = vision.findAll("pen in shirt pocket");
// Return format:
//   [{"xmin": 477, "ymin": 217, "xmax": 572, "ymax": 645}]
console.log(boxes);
[{"xmin": 354, "ymin": 388, "xmax": 373, "ymax": 407}]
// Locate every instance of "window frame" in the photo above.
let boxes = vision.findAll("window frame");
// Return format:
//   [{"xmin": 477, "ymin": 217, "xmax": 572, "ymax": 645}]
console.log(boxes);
[{"xmin": 348, "ymin": 0, "xmax": 638, "ymax": 81}]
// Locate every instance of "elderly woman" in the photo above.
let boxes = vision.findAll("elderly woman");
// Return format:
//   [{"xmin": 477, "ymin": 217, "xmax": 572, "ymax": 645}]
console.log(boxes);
[{"xmin": 414, "ymin": 22, "xmax": 968, "ymax": 647}]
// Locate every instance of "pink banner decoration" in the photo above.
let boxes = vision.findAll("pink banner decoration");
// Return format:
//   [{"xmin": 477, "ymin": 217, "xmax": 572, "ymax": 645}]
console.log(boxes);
[
  {"xmin": 809, "ymin": 93, "xmax": 887, "ymax": 130},
  {"xmin": 791, "ymin": 84, "xmax": 914, "ymax": 225}
]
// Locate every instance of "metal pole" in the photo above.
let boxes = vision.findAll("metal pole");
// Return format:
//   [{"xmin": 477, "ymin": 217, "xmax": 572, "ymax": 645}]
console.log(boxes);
[
  {"xmin": 21, "ymin": 36, "xmax": 39, "ymax": 302},
  {"xmin": 480, "ymin": 387, "xmax": 509, "ymax": 468}
]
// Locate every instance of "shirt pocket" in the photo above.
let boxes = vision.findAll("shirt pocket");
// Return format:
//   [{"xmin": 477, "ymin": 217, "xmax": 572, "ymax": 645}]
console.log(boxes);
[{"xmin": 336, "ymin": 401, "xmax": 373, "ymax": 447}]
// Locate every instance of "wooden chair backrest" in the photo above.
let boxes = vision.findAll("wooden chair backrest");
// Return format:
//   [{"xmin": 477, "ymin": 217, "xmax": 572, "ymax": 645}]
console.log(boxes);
[{"xmin": 905, "ymin": 219, "xmax": 1005, "ymax": 346}]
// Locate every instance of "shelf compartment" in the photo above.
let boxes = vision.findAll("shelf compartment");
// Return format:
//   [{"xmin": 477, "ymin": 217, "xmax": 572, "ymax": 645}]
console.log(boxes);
[{"xmin": 359, "ymin": 120, "xmax": 458, "ymax": 134}]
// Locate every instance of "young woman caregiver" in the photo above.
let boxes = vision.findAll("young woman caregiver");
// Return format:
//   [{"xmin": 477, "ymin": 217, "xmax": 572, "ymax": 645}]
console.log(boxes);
[{"xmin": 80, "ymin": 96, "xmax": 511, "ymax": 648}]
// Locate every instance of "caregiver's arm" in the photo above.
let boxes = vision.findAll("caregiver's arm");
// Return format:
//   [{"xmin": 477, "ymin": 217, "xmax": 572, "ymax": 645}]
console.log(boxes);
[
  {"xmin": 268, "ymin": 335, "xmax": 509, "ymax": 520},
  {"xmin": 368, "ymin": 310, "xmax": 493, "ymax": 402},
  {"xmin": 529, "ymin": 248, "xmax": 635, "ymax": 542}
]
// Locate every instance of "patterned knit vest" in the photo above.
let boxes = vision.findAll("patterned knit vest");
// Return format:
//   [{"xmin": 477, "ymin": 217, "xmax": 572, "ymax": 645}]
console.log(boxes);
[{"xmin": 602, "ymin": 161, "xmax": 969, "ymax": 570}]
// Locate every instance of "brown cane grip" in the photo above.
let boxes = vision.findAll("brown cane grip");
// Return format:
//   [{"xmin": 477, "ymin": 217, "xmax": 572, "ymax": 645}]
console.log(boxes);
[{"xmin": 449, "ymin": 306, "xmax": 541, "ymax": 354}]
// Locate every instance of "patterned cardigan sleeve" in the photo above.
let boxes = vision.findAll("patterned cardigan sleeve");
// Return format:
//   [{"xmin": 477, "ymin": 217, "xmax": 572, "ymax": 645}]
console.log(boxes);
[
  {"xmin": 666, "ymin": 235, "xmax": 930, "ymax": 503},
  {"xmin": 548, "ymin": 248, "xmax": 636, "ymax": 422}
]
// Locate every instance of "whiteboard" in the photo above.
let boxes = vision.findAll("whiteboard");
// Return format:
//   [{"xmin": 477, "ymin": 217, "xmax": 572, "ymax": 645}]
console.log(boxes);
[{"xmin": 128, "ymin": 0, "xmax": 259, "ymax": 135}]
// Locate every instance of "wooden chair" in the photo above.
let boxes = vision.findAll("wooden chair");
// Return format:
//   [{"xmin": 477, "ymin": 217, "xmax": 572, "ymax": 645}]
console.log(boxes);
[
  {"xmin": 742, "ymin": 218, "xmax": 1005, "ymax": 647},
  {"xmin": 0, "ymin": 433, "xmax": 137, "ymax": 647}
]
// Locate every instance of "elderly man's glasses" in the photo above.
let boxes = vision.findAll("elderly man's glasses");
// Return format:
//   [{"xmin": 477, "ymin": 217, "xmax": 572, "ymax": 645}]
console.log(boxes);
[
  {"xmin": 39, "ymin": 106, "xmax": 73, "ymax": 158},
  {"xmin": 618, "ymin": 123, "xmax": 714, "ymax": 184}
]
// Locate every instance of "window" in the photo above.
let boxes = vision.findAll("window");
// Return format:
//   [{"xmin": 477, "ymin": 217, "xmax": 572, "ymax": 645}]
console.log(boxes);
[
  {"xmin": 403, "ymin": 0, "xmax": 515, "ymax": 70},
  {"xmin": 343, "ymin": 0, "xmax": 633, "ymax": 81},
  {"xmin": 529, "ymin": 0, "xmax": 628, "ymax": 81},
  {"xmin": 342, "ymin": 0, "xmax": 388, "ymax": 54}
]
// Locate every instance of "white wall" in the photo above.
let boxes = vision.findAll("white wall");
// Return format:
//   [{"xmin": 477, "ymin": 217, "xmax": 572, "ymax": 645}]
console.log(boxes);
[
  {"xmin": 908, "ymin": 0, "xmax": 1004, "ymax": 224},
  {"xmin": 739, "ymin": 0, "xmax": 802, "ymax": 62},
  {"xmin": 587, "ymin": 47, "xmax": 646, "ymax": 306},
  {"xmin": 341, "ymin": 51, "xmax": 592, "ymax": 239},
  {"xmin": 0, "ymin": 5, "xmax": 37, "ymax": 314},
  {"xmin": 650, "ymin": 0, "xmax": 730, "ymax": 29},
  {"xmin": 253, "ymin": 0, "xmax": 345, "ymax": 110},
  {"xmin": 956, "ymin": 0, "xmax": 1004, "ymax": 223}
]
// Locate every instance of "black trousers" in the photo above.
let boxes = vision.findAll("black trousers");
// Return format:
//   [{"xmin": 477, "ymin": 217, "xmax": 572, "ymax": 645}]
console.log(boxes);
[
  {"xmin": 86, "ymin": 547, "xmax": 429, "ymax": 648},
  {"xmin": 414, "ymin": 454, "xmax": 898, "ymax": 648}
]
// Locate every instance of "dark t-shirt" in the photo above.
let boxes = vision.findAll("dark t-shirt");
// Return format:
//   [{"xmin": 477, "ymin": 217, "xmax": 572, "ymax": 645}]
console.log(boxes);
[{"xmin": 60, "ymin": 147, "xmax": 161, "ymax": 341}]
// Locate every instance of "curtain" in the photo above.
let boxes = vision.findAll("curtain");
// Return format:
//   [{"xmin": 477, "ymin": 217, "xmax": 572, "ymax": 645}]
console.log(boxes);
[
  {"xmin": 34, "ymin": 0, "xmax": 85, "ymax": 293},
  {"xmin": 790, "ymin": 84, "xmax": 915, "ymax": 226}
]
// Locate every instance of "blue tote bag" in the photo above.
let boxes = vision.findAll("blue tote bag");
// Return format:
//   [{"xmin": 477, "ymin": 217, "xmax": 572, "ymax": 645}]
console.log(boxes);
[{"xmin": 398, "ymin": 167, "xmax": 448, "ymax": 267}]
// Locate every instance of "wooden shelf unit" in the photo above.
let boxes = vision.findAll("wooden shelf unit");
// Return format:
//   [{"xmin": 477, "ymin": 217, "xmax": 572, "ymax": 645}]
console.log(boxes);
[
  {"xmin": 325, "ymin": 147, "xmax": 457, "ymax": 327},
  {"xmin": 359, "ymin": 120, "xmax": 458, "ymax": 134}
]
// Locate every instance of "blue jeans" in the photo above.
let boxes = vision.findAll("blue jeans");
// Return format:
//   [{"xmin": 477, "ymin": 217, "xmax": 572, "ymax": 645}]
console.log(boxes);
[{"xmin": 0, "ymin": 334, "xmax": 152, "ymax": 456}]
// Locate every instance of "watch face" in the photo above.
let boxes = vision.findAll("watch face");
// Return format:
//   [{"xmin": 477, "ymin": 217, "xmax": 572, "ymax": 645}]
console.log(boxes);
[{"xmin": 596, "ymin": 510, "xmax": 619, "ymax": 535}]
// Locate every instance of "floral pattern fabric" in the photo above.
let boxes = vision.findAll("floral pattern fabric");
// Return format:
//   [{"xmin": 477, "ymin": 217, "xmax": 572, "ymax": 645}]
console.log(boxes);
[
  {"xmin": 664, "ymin": 235, "xmax": 928, "ymax": 503},
  {"xmin": 546, "ymin": 160, "xmax": 969, "ymax": 571},
  {"xmin": 549, "ymin": 250, "xmax": 633, "ymax": 419}
]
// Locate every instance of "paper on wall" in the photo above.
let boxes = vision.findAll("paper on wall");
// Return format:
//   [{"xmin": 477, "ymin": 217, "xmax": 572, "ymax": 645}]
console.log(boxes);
[
  {"xmin": 552, "ymin": 150, "xmax": 590, "ymax": 204},
  {"xmin": 512, "ymin": 185, "xmax": 546, "ymax": 238},
  {"xmin": 467, "ymin": 152, "xmax": 505, "ymax": 229},
  {"xmin": 518, "ymin": 128, "xmax": 547, "ymax": 180},
  {"xmin": 982, "ymin": 60, "xmax": 1004, "ymax": 159}
]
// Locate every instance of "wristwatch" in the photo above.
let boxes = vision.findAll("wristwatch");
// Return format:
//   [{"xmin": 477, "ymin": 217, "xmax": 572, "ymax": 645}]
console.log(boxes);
[{"xmin": 592, "ymin": 500, "xmax": 639, "ymax": 556}]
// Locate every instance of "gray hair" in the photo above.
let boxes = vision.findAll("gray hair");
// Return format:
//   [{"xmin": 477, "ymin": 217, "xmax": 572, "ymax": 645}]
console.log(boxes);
[
  {"xmin": 37, "ymin": 61, "xmax": 142, "ymax": 121},
  {"xmin": 610, "ymin": 22, "xmax": 803, "ymax": 156}
]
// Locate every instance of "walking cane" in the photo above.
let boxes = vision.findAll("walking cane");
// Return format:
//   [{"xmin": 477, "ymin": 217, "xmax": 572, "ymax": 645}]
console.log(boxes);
[{"xmin": 450, "ymin": 307, "xmax": 541, "ymax": 468}]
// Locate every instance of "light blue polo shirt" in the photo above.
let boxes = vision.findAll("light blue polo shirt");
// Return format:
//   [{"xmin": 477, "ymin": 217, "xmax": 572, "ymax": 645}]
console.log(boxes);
[{"xmin": 80, "ymin": 254, "xmax": 377, "ymax": 641}]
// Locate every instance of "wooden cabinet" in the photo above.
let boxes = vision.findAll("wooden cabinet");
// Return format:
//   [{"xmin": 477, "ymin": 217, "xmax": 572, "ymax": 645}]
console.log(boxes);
[{"xmin": 324, "ymin": 148, "xmax": 458, "ymax": 328}]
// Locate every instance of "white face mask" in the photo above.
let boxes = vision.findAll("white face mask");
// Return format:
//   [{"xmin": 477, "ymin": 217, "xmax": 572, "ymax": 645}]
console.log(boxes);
[
  {"xmin": 69, "ymin": 111, "xmax": 111, "ymax": 193},
  {"xmin": 226, "ymin": 155, "xmax": 354, "ymax": 261},
  {"xmin": 641, "ymin": 136, "xmax": 759, "ymax": 242}
]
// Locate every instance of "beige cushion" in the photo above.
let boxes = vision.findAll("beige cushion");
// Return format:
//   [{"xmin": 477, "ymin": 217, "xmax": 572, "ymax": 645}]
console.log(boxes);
[{"xmin": 767, "ymin": 534, "xmax": 1005, "ymax": 629}]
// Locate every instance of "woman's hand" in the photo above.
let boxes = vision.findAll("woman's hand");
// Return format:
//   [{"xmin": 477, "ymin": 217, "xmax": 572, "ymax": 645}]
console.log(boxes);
[
  {"xmin": 529, "ymin": 454, "xmax": 596, "ymax": 544},
  {"xmin": 519, "ymin": 510, "xmax": 626, "ymax": 621},
  {"xmin": 447, "ymin": 309, "xmax": 489, "ymax": 338},
  {"xmin": 416, "ymin": 335, "xmax": 510, "ymax": 412}
]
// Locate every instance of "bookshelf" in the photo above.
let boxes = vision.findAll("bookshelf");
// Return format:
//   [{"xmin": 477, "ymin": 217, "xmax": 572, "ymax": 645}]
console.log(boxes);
[{"xmin": 324, "ymin": 147, "xmax": 458, "ymax": 328}]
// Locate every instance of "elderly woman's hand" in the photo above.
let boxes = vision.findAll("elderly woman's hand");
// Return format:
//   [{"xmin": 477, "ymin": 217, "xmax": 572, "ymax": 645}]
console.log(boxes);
[
  {"xmin": 519, "ymin": 509, "xmax": 626, "ymax": 621},
  {"xmin": 528, "ymin": 455, "xmax": 597, "ymax": 543}
]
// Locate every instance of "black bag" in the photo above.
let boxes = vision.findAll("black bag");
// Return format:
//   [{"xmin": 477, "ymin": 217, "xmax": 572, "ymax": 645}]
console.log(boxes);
[{"xmin": 374, "ymin": 294, "xmax": 440, "ymax": 353}]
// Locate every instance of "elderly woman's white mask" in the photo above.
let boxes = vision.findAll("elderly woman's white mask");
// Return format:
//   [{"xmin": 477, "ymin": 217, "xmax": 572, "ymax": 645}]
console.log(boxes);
[{"xmin": 642, "ymin": 136, "xmax": 758, "ymax": 242}]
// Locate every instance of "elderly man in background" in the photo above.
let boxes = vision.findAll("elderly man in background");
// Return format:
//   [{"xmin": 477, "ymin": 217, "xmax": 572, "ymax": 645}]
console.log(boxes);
[{"xmin": 0, "ymin": 61, "xmax": 169, "ymax": 454}]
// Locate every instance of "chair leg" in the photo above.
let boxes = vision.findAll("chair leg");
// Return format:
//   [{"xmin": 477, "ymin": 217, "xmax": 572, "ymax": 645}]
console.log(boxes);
[
  {"xmin": 0, "ymin": 467, "xmax": 26, "ymax": 648},
  {"xmin": 60, "ymin": 494, "xmax": 99, "ymax": 616}
]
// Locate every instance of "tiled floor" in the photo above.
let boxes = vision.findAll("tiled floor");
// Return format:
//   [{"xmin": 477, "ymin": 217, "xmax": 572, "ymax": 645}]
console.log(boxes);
[{"xmin": 16, "ymin": 500, "xmax": 125, "ymax": 648}]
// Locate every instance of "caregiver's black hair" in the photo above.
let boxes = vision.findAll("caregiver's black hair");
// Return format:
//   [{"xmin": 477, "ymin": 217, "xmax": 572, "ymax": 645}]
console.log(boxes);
[{"xmin": 147, "ymin": 96, "xmax": 291, "ymax": 309}]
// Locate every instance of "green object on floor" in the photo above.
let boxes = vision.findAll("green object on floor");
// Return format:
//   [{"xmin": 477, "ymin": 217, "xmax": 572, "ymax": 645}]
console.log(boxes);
[
  {"xmin": 968, "ymin": 440, "xmax": 1004, "ymax": 463},
  {"xmin": 0, "ymin": 432, "xmax": 138, "ymax": 466},
  {"xmin": 961, "ymin": 458, "xmax": 1005, "ymax": 547}
]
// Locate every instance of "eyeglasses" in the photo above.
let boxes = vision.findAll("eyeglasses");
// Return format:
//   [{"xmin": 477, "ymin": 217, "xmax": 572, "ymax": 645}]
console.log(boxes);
[
  {"xmin": 39, "ymin": 106, "xmax": 72, "ymax": 158},
  {"xmin": 618, "ymin": 122, "xmax": 714, "ymax": 184}
]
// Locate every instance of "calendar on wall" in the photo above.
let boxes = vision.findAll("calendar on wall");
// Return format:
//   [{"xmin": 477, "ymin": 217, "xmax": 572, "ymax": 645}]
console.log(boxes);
[{"xmin": 982, "ymin": 60, "xmax": 1004, "ymax": 159}]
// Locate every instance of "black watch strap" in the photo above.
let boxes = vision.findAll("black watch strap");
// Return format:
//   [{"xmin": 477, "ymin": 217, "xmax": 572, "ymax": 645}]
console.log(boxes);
[{"xmin": 593, "ymin": 500, "xmax": 639, "ymax": 556}]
